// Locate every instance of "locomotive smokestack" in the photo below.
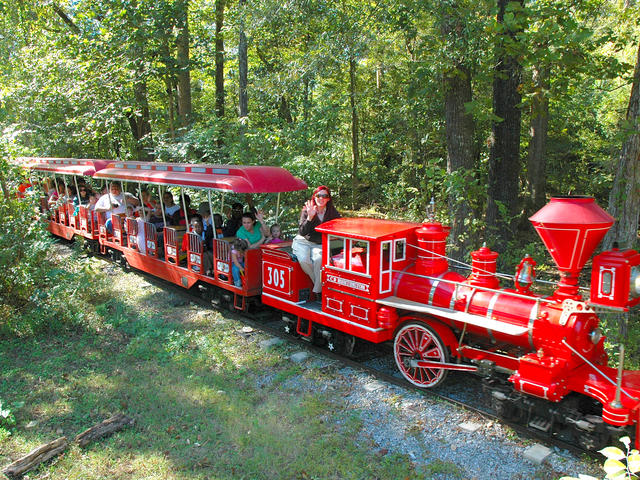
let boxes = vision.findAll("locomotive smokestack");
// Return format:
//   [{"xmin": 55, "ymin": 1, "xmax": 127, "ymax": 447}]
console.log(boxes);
[{"xmin": 529, "ymin": 196, "xmax": 614, "ymax": 300}]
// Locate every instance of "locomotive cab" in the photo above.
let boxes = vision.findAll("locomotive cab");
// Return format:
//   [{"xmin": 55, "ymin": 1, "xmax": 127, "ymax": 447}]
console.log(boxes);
[{"xmin": 262, "ymin": 218, "xmax": 419, "ymax": 345}]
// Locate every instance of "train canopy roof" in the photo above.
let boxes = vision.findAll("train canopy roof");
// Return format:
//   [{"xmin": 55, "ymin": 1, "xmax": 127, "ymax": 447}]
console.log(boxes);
[
  {"xmin": 317, "ymin": 217, "xmax": 417, "ymax": 241},
  {"xmin": 93, "ymin": 161, "xmax": 308, "ymax": 193},
  {"xmin": 18, "ymin": 157, "xmax": 111, "ymax": 176}
]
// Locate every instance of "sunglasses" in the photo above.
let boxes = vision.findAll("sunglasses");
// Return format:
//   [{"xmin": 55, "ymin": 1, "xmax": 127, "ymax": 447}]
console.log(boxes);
[{"xmin": 315, "ymin": 194, "xmax": 329, "ymax": 199}]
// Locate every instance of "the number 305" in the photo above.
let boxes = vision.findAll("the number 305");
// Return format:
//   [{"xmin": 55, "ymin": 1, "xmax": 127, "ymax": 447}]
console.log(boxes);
[{"xmin": 266, "ymin": 266, "xmax": 285, "ymax": 289}]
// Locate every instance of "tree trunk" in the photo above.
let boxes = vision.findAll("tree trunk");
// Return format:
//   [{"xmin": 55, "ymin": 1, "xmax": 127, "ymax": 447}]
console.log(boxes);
[
  {"xmin": 165, "ymin": 76, "xmax": 176, "ymax": 140},
  {"xmin": 303, "ymin": 74, "xmax": 310, "ymax": 122},
  {"xmin": 485, "ymin": 0, "xmax": 525, "ymax": 250},
  {"xmin": 444, "ymin": 63, "xmax": 476, "ymax": 259},
  {"xmin": 129, "ymin": 78, "xmax": 153, "ymax": 161},
  {"xmin": 238, "ymin": 0, "xmax": 248, "ymax": 119},
  {"xmin": 440, "ymin": 5, "xmax": 476, "ymax": 260},
  {"xmin": 349, "ymin": 55, "xmax": 360, "ymax": 206},
  {"xmin": 215, "ymin": 0, "xmax": 226, "ymax": 119},
  {"xmin": 126, "ymin": 39, "xmax": 153, "ymax": 162},
  {"xmin": 603, "ymin": 43, "xmax": 640, "ymax": 250},
  {"xmin": 176, "ymin": 0, "xmax": 192, "ymax": 129},
  {"xmin": 278, "ymin": 96, "xmax": 292, "ymax": 123},
  {"xmin": 527, "ymin": 65, "xmax": 549, "ymax": 213}
]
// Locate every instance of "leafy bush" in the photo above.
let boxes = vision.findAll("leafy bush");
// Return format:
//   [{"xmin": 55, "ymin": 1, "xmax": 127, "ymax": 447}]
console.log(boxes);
[
  {"xmin": 560, "ymin": 436, "xmax": 640, "ymax": 480},
  {"xmin": 0, "ymin": 161, "xmax": 108, "ymax": 337}
]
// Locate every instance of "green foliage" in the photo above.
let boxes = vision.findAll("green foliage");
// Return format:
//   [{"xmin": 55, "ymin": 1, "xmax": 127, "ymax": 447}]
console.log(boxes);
[
  {"xmin": 0, "ymin": 0, "xmax": 638, "ymax": 258},
  {"xmin": 560, "ymin": 436, "xmax": 640, "ymax": 480},
  {"xmin": 0, "ymin": 161, "xmax": 108, "ymax": 337}
]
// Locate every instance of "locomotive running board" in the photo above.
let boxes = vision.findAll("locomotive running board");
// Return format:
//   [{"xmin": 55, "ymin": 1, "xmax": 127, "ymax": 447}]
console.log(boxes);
[
  {"xmin": 376, "ymin": 296, "xmax": 529, "ymax": 337},
  {"xmin": 410, "ymin": 360, "xmax": 478, "ymax": 372}
]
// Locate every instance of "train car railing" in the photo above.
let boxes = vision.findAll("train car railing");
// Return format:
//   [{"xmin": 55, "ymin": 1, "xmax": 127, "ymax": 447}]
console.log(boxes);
[
  {"xmin": 79, "ymin": 206, "xmax": 90, "ymax": 235},
  {"xmin": 58, "ymin": 204, "xmax": 67, "ymax": 226},
  {"xmin": 67, "ymin": 203, "xmax": 78, "ymax": 231},
  {"xmin": 143, "ymin": 222, "xmax": 159, "ymax": 258},
  {"xmin": 78, "ymin": 206, "xmax": 98, "ymax": 237},
  {"xmin": 187, "ymin": 233, "xmax": 202, "ymax": 273},
  {"xmin": 111, "ymin": 215, "xmax": 124, "ymax": 247},
  {"xmin": 126, "ymin": 218, "xmax": 138, "ymax": 251},
  {"xmin": 213, "ymin": 238, "xmax": 231, "ymax": 283},
  {"xmin": 164, "ymin": 227, "xmax": 179, "ymax": 265}
]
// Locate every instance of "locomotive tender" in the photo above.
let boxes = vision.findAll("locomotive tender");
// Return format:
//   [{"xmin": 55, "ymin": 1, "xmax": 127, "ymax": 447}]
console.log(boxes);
[{"xmin": 20, "ymin": 157, "xmax": 640, "ymax": 449}]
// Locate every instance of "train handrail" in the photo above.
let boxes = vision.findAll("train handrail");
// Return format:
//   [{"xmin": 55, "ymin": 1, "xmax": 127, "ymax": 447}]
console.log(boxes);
[
  {"xmin": 126, "ymin": 218, "xmax": 138, "ymax": 251},
  {"xmin": 187, "ymin": 233, "xmax": 203, "ymax": 273},
  {"xmin": 393, "ymin": 269, "xmax": 557, "ymax": 306},
  {"xmin": 164, "ymin": 227, "xmax": 179, "ymax": 265},
  {"xmin": 143, "ymin": 222, "xmax": 158, "ymax": 257}
]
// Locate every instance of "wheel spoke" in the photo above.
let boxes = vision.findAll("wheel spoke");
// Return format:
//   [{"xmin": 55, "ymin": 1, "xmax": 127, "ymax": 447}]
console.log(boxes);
[
  {"xmin": 424, "ymin": 346, "xmax": 442, "ymax": 359},
  {"xmin": 418, "ymin": 332, "xmax": 432, "ymax": 353}
]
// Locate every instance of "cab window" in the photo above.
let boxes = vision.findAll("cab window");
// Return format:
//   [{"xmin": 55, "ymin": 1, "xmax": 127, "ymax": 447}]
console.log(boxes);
[
  {"xmin": 329, "ymin": 236, "xmax": 370, "ymax": 276},
  {"xmin": 394, "ymin": 239, "xmax": 406, "ymax": 262}
]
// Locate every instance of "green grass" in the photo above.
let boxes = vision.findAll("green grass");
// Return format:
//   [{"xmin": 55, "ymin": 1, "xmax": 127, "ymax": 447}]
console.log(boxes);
[{"xmin": 0, "ymin": 266, "xmax": 429, "ymax": 479}]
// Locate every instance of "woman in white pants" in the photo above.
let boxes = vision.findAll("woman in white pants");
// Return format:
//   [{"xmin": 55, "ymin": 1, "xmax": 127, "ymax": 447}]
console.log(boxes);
[{"xmin": 291, "ymin": 185, "xmax": 341, "ymax": 299}]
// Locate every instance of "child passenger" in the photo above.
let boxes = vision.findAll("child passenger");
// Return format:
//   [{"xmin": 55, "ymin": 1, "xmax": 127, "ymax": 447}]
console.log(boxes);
[
  {"xmin": 231, "ymin": 238, "xmax": 248, "ymax": 288},
  {"xmin": 265, "ymin": 224, "xmax": 284, "ymax": 244}
]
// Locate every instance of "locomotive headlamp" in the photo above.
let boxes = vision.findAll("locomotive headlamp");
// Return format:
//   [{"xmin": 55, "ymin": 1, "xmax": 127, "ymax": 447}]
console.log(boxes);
[
  {"xmin": 590, "ymin": 248, "xmax": 640, "ymax": 310},
  {"xmin": 629, "ymin": 266, "xmax": 640, "ymax": 298},
  {"xmin": 589, "ymin": 328, "xmax": 603, "ymax": 345}
]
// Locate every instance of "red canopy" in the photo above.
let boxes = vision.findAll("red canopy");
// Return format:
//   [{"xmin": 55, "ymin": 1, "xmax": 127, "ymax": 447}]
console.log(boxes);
[
  {"xmin": 18, "ymin": 157, "xmax": 111, "ymax": 176},
  {"xmin": 93, "ymin": 161, "xmax": 308, "ymax": 193}
]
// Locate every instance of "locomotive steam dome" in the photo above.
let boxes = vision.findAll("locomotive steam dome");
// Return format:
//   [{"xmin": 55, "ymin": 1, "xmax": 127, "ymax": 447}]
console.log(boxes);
[{"xmin": 529, "ymin": 196, "xmax": 614, "ymax": 299}]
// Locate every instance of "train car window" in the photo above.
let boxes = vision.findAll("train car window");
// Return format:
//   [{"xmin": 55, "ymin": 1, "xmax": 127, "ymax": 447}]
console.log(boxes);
[
  {"xmin": 380, "ymin": 241, "xmax": 392, "ymax": 293},
  {"xmin": 394, "ymin": 239, "xmax": 406, "ymax": 262},
  {"xmin": 328, "ymin": 235, "xmax": 346, "ymax": 267},
  {"xmin": 351, "ymin": 240, "xmax": 369, "ymax": 275}
]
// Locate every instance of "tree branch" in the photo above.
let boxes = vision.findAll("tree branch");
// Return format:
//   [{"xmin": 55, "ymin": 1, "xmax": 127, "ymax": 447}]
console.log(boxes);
[{"xmin": 51, "ymin": 3, "xmax": 80, "ymax": 34}]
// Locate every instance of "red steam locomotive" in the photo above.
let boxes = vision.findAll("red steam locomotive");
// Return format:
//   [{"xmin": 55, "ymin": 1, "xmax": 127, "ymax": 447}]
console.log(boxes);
[
  {"xmin": 19, "ymin": 157, "xmax": 640, "ymax": 449},
  {"xmin": 264, "ymin": 196, "xmax": 640, "ymax": 449}
]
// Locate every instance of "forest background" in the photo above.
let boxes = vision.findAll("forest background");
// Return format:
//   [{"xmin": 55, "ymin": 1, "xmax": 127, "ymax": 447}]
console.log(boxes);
[{"xmin": 1, "ymin": 0, "xmax": 639, "ymax": 262}]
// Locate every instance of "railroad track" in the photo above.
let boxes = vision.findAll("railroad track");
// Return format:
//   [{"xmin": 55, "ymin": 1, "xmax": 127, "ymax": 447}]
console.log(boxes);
[{"xmin": 90, "ymin": 248, "xmax": 598, "ymax": 461}]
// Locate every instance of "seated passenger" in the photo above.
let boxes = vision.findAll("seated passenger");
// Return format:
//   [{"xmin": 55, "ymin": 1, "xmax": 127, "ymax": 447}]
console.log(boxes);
[
  {"xmin": 236, "ymin": 212, "xmax": 265, "ymax": 248},
  {"xmin": 136, "ymin": 216, "xmax": 147, "ymax": 254},
  {"xmin": 94, "ymin": 182, "xmax": 139, "ymax": 234},
  {"xmin": 75, "ymin": 185, "xmax": 92, "ymax": 207},
  {"xmin": 291, "ymin": 186, "xmax": 341, "ymax": 298},
  {"xmin": 181, "ymin": 217, "xmax": 213, "ymax": 274},
  {"xmin": 222, "ymin": 202, "xmax": 244, "ymax": 237},
  {"xmin": 198, "ymin": 203, "xmax": 213, "ymax": 233},
  {"xmin": 162, "ymin": 192, "xmax": 182, "ymax": 226},
  {"xmin": 213, "ymin": 213, "xmax": 224, "ymax": 239},
  {"xmin": 265, "ymin": 224, "xmax": 285, "ymax": 244},
  {"xmin": 62, "ymin": 185, "xmax": 76, "ymax": 205},
  {"xmin": 231, "ymin": 238, "xmax": 248, "ymax": 287},
  {"xmin": 73, "ymin": 185, "xmax": 93, "ymax": 216}
]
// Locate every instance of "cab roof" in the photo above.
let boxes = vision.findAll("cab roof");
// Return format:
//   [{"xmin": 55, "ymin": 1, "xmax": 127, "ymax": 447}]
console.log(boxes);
[
  {"xmin": 316, "ymin": 217, "xmax": 417, "ymax": 241},
  {"xmin": 93, "ymin": 161, "xmax": 307, "ymax": 193},
  {"xmin": 18, "ymin": 157, "xmax": 111, "ymax": 176}
]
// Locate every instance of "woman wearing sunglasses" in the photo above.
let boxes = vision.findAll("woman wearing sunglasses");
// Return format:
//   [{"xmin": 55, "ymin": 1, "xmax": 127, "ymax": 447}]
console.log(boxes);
[{"xmin": 292, "ymin": 185, "xmax": 341, "ymax": 300}]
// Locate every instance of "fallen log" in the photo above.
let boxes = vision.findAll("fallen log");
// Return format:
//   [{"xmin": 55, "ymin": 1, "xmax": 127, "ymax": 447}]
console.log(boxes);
[
  {"xmin": 74, "ymin": 413, "xmax": 134, "ymax": 447},
  {"xmin": 2, "ymin": 436, "xmax": 68, "ymax": 478}
]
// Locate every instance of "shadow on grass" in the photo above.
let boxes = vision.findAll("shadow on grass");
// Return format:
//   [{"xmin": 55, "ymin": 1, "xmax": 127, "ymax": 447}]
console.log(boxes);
[{"xmin": 0, "ymin": 291, "xmax": 424, "ymax": 480}]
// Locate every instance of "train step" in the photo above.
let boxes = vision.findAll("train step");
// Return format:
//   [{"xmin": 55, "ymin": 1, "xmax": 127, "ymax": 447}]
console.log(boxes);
[{"xmin": 528, "ymin": 416, "xmax": 552, "ymax": 432}]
